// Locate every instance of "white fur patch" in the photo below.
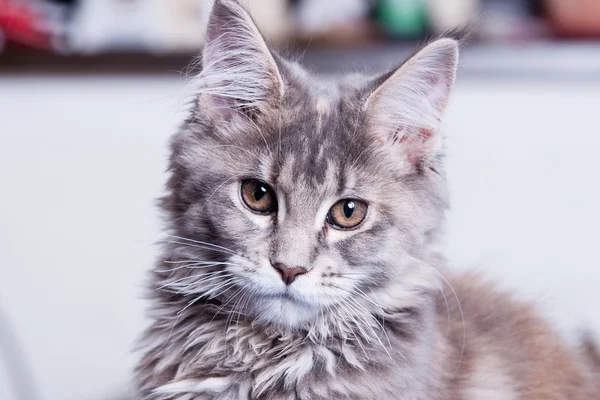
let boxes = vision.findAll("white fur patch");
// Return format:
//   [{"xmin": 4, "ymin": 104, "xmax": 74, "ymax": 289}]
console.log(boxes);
[
  {"xmin": 464, "ymin": 353, "xmax": 518, "ymax": 400},
  {"xmin": 316, "ymin": 97, "xmax": 330, "ymax": 116},
  {"xmin": 153, "ymin": 377, "xmax": 234, "ymax": 395}
]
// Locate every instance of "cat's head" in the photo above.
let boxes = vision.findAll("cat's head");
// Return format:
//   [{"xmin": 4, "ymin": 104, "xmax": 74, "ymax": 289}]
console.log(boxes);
[{"xmin": 159, "ymin": 0, "xmax": 458, "ymax": 330}]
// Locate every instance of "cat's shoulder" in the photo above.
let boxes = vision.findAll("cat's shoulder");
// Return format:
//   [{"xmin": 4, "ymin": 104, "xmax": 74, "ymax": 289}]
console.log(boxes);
[
  {"xmin": 437, "ymin": 270, "xmax": 597, "ymax": 399},
  {"xmin": 440, "ymin": 270, "xmax": 563, "ymax": 348}
]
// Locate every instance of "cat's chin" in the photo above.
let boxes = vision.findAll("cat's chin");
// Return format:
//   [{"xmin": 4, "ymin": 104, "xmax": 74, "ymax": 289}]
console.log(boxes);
[{"xmin": 253, "ymin": 294, "xmax": 320, "ymax": 328}]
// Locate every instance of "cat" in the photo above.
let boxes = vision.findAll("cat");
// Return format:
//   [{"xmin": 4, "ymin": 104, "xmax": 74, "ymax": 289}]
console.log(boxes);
[{"xmin": 134, "ymin": 0, "xmax": 600, "ymax": 398}]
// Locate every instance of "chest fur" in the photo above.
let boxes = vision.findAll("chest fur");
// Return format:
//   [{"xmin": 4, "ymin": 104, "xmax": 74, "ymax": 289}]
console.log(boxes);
[{"xmin": 148, "ymin": 320, "xmax": 427, "ymax": 400}]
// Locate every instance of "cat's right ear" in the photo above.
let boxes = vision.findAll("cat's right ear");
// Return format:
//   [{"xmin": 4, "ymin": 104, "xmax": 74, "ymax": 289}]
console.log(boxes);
[{"xmin": 196, "ymin": 0, "xmax": 285, "ymax": 120}]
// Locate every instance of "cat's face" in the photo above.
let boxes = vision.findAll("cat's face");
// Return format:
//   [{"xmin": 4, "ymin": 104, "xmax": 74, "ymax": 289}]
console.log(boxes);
[
  {"xmin": 161, "ymin": 0, "xmax": 458, "ymax": 330},
  {"xmin": 176, "ymin": 90, "xmax": 431, "ymax": 328}
]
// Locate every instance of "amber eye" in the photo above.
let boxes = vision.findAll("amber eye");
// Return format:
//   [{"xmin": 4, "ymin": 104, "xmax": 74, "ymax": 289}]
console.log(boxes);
[
  {"xmin": 327, "ymin": 199, "xmax": 368, "ymax": 230},
  {"xmin": 240, "ymin": 179, "xmax": 277, "ymax": 214}
]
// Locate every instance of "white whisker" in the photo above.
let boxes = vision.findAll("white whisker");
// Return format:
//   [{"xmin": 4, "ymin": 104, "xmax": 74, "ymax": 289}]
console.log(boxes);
[
  {"xmin": 334, "ymin": 300, "xmax": 369, "ymax": 358},
  {"xmin": 347, "ymin": 296, "xmax": 392, "ymax": 359},
  {"xmin": 155, "ymin": 261, "xmax": 235, "ymax": 273},
  {"xmin": 158, "ymin": 271, "xmax": 228, "ymax": 293},
  {"xmin": 165, "ymin": 235, "xmax": 238, "ymax": 255},
  {"xmin": 348, "ymin": 290, "xmax": 393, "ymax": 350}
]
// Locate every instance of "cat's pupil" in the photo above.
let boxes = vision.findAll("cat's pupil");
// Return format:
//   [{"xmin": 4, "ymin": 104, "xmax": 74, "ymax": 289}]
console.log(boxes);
[
  {"xmin": 343, "ymin": 201, "xmax": 355, "ymax": 219},
  {"xmin": 254, "ymin": 185, "xmax": 267, "ymax": 201}
]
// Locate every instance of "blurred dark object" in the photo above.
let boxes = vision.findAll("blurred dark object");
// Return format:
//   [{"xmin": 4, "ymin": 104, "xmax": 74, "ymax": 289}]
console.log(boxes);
[
  {"xmin": 46, "ymin": 0, "xmax": 78, "ymax": 21},
  {"xmin": 0, "ymin": 0, "xmax": 56, "ymax": 52},
  {"xmin": 545, "ymin": 0, "xmax": 600, "ymax": 38},
  {"xmin": 527, "ymin": 0, "xmax": 546, "ymax": 17},
  {"xmin": 0, "ymin": 47, "xmax": 195, "ymax": 73}
]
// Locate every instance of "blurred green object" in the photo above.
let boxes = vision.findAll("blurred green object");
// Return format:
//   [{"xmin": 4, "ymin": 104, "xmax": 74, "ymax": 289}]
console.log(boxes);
[{"xmin": 375, "ymin": 0, "xmax": 428, "ymax": 39}]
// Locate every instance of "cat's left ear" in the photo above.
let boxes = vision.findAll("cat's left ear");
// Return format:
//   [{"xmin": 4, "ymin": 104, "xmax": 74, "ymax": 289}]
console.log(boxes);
[{"xmin": 364, "ymin": 39, "xmax": 459, "ymax": 165}]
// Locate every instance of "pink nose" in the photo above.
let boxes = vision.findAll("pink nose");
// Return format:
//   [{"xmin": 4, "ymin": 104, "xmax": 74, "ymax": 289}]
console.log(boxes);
[{"xmin": 271, "ymin": 263, "xmax": 307, "ymax": 285}]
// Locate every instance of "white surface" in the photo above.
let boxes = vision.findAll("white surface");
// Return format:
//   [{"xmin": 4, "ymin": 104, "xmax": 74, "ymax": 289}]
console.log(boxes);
[{"xmin": 0, "ymin": 75, "xmax": 599, "ymax": 400}]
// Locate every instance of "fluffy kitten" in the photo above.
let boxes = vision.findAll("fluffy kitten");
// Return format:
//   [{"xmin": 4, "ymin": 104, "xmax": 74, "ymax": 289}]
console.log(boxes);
[{"xmin": 135, "ymin": 0, "xmax": 600, "ymax": 398}]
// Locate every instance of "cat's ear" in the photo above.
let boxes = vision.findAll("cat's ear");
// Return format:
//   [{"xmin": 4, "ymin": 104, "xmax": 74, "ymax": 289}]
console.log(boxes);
[
  {"xmin": 364, "ymin": 38, "xmax": 459, "ymax": 165},
  {"xmin": 196, "ymin": 0, "xmax": 285, "ymax": 120}
]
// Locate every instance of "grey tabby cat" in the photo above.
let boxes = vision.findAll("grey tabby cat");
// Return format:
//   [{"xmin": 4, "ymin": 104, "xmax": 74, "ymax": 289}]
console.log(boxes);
[{"xmin": 135, "ymin": 0, "xmax": 600, "ymax": 398}]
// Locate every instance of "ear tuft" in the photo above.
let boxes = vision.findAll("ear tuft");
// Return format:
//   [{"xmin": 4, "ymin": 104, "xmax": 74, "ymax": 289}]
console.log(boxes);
[
  {"xmin": 196, "ymin": 0, "xmax": 285, "ymax": 120},
  {"xmin": 365, "ymin": 38, "xmax": 459, "ymax": 164}
]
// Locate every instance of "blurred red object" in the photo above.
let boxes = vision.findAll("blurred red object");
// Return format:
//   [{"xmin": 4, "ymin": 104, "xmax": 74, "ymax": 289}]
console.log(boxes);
[
  {"xmin": 545, "ymin": 0, "xmax": 600, "ymax": 38},
  {"xmin": 0, "ymin": 0, "xmax": 55, "ymax": 52}
]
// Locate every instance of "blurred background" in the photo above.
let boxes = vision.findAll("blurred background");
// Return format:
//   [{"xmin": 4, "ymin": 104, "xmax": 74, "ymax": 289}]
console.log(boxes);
[{"xmin": 1, "ymin": 0, "xmax": 600, "ymax": 400}]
